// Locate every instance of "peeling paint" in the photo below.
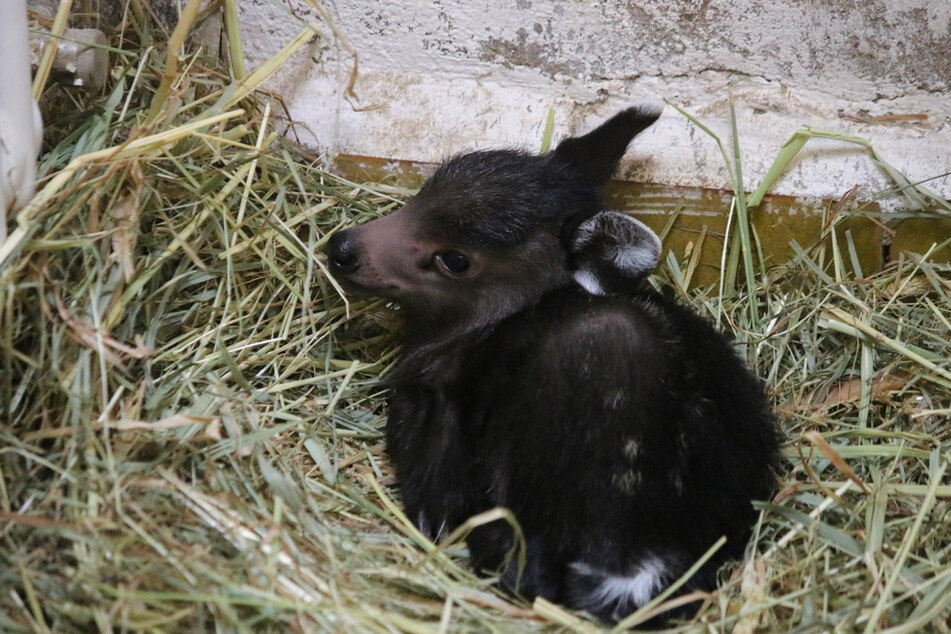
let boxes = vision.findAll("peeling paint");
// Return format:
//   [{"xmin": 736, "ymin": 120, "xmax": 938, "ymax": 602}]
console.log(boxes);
[{"xmin": 234, "ymin": 0, "xmax": 951, "ymax": 205}]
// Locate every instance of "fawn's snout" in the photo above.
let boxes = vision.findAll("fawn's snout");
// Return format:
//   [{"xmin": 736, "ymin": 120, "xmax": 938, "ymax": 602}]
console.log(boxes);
[
  {"xmin": 326, "ymin": 230, "xmax": 360, "ymax": 274},
  {"xmin": 323, "ymin": 209, "xmax": 428, "ymax": 297}
]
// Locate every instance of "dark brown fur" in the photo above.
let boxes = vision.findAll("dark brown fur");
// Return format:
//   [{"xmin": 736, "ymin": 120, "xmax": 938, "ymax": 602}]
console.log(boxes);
[{"xmin": 325, "ymin": 108, "xmax": 780, "ymax": 624}]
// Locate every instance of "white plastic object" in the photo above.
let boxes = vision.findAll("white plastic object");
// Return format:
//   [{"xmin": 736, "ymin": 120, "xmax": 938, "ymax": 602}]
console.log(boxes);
[
  {"xmin": 0, "ymin": 0, "xmax": 43, "ymax": 240},
  {"xmin": 33, "ymin": 28, "xmax": 109, "ymax": 92}
]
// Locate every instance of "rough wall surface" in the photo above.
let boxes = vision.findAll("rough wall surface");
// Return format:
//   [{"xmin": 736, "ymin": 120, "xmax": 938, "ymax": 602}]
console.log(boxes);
[
  {"xmin": 32, "ymin": 0, "xmax": 951, "ymax": 206},
  {"xmin": 233, "ymin": 0, "xmax": 951, "ymax": 206},
  {"xmin": 247, "ymin": 0, "xmax": 951, "ymax": 206}
]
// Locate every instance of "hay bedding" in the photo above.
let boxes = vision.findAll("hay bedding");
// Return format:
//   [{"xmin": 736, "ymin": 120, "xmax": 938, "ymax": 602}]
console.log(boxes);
[{"xmin": 2, "ymin": 3, "xmax": 950, "ymax": 632}]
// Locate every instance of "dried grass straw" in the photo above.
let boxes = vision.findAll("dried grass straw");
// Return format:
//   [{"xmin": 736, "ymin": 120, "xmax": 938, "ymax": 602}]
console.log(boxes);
[{"xmin": 2, "ymin": 2, "xmax": 950, "ymax": 632}]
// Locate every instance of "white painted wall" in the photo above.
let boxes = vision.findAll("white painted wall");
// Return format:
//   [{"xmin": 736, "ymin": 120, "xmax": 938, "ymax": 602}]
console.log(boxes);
[
  {"xmin": 42, "ymin": 1, "xmax": 951, "ymax": 206},
  {"xmin": 236, "ymin": 0, "xmax": 951, "ymax": 207}
]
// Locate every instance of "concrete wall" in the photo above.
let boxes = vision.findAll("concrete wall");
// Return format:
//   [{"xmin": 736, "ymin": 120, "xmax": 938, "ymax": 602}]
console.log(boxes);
[{"xmin": 238, "ymin": 0, "xmax": 951, "ymax": 208}]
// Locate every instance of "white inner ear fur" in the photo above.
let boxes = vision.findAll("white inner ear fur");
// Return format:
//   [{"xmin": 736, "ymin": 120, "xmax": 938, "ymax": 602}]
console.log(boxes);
[
  {"xmin": 572, "ymin": 211, "xmax": 662, "ymax": 281},
  {"xmin": 608, "ymin": 229, "xmax": 660, "ymax": 277}
]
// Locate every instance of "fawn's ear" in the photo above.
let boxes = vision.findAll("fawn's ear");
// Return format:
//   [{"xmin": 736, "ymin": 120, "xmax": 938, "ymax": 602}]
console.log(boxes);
[
  {"xmin": 569, "ymin": 210, "xmax": 661, "ymax": 296},
  {"xmin": 551, "ymin": 105, "xmax": 662, "ymax": 186}
]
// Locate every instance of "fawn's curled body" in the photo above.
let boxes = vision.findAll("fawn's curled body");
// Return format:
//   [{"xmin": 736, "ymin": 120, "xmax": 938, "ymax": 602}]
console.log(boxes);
[{"xmin": 325, "ymin": 106, "xmax": 780, "ymax": 624}]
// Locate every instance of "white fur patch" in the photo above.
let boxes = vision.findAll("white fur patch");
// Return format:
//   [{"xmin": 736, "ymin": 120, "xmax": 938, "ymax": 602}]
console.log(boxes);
[
  {"xmin": 611, "ymin": 469, "xmax": 641, "ymax": 494},
  {"xmin": 622, "ymin": 438, "xmax": 640, "ymax": 460},
  {"xmin": 571, "ymin": 557, "xmax": 668, "ymax": 610},
  {"xmin": 573, "ymin": 268, "xmax": 605, "ymax": 295}
]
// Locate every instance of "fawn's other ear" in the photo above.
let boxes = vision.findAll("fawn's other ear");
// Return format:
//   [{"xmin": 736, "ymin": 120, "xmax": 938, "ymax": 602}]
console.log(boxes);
[
  {"xmin": 552, "ymin": 105, "xmax": 662, "ymax": 186},
  {"xmin": 570, "ymin": 210, "xmax": 661, "ymax": 296}
]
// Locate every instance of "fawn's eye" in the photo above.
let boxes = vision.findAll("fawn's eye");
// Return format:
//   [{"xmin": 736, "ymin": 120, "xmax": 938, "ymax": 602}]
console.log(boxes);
[{"xmin": 434, "ymin": 251, "xmax": 470, "ymax": 275}]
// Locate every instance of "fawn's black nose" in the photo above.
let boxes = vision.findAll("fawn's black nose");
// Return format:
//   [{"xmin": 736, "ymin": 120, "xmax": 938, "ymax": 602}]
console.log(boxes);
[{"xmin": 325, "ymin": 230, "xmax": 360, "ymax": 274}]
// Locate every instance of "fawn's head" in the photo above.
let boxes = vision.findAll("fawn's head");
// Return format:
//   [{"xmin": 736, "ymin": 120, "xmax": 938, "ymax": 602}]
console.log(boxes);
[{"xmin": 325, "ymin": 107, "xmax": 663, "ymax": 335}]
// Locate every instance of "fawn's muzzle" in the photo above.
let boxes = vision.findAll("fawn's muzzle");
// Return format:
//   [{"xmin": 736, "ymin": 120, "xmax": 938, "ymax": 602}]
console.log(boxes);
[{"xmin": 326, "ymin": 230, "xmax": 361, "ymax": 275}]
